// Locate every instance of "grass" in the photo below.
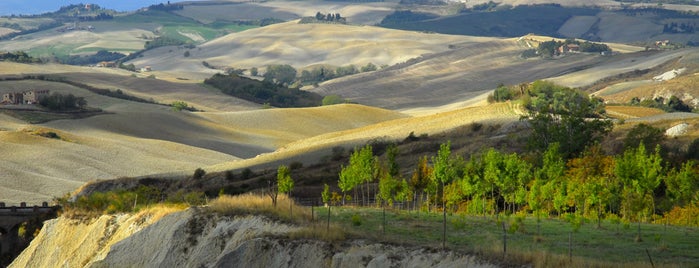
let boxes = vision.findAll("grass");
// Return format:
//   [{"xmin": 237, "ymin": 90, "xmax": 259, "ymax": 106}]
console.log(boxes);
[
  {"xmin": 115, "ymin": 10, "xmax": 256, "ymax": 43},
  {"xmin": 208, "ymin": 193, "xmax": 312, "ymax": 223},
  {"xmin": 313, "ymin": 206, "xmax": 698, "ymax": 267},
  {"xmin": 208, "ymin": 194, "xmax": 348, "ymax": 242},
  {"xmin": 206, "ymin": 194, "xmax": 692, "ymax": 266}
]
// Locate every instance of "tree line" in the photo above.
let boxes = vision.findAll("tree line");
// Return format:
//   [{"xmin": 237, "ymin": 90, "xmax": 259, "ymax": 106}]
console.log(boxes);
[
  {"xmin": 0, "ymin": 51, "xmax": 42, "ymax": 63},
  {"xmin": 204, "ymin": 73, "xmax": 323, "ymax": 108},
  {"xmin": 326, "ymin": 134, "xmax": 698, "ymax": 232},
  {"xmin": 39, "ymin": 92, "xmax": 87, "ymax": 110},
  {"xmin": 260, "ymin": 63, "xmax": 380, "ymax": 87},
  {"xmin": 299, "ymin": 12, "xmax": 347, "ymax": 24}
]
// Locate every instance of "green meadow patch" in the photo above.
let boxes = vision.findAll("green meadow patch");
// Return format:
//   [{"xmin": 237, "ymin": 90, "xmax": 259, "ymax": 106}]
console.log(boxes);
[{"xmin": 320, "ymin": 206, "xmax": 698, "ymax": 267}]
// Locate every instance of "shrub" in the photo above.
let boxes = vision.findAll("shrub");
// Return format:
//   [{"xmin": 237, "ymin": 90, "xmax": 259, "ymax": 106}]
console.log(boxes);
[
  {"xmin": 193, "ymin": 168, "xmax": 206, "ymax": 180},
  {"xmin": 351, "ymin": 214, "xmax": 362, "ymax": 226},
  {"xmin": 322, "ymin": 95, "xmax": 345, "ymax": 106},
  {"xmin": 171, "ymin": 100, "xmax": 189, "ymax": 112}
]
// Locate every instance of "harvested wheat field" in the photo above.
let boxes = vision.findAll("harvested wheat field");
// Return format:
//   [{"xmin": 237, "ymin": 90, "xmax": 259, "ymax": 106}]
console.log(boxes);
[
  {"xmin": 129, "ymin": 21, "xmax": 482, "ymax": 74},
  {"xmin": 0, "ymin": 76, "xmax": 407, "ymax": 204},
  {"xmin": 605, "ymin": 105, "xmax": 666, "ymax": 119},
  {"xmin": 57, "ymin": 72, "xmax": 261, "ymax": 112}
]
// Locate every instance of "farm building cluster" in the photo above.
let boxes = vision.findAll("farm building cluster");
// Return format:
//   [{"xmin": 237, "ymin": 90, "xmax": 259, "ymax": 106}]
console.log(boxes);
[{"xmin": 1, "ymin": 90, "xmax": 49, "ymax": 105}]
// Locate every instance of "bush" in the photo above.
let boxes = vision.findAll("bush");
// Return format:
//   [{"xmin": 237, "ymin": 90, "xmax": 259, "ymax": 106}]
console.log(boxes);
[
  {"xmin": 351, "ymin": 214, "xmax": 362, "ymax": 226},
  {"xmin": 322, "ymin": 95, "xmax": 345, "ymax": 106},
  {"xmin": 171, "ymin": 101, "xmax": 190, "ymax": 112},
  {"xmin": 35, "ymin": 131, "xmax": 60, "ymax": 139},
  {"xmin": 193, "ymin": 168, "xmax": 206, "ymax": 180}
]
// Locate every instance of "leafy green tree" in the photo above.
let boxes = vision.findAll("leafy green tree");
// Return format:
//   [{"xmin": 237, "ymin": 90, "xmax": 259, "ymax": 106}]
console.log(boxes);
[
  {"xmin": 410, "ymin": 156, "xmax": 432, "ymax": 211},
  {"xmin": 490, "ymin": 84, "xmax": 514, "ymax": 102},
  {"xmin": 277, "ymin": 165, "xmax": 294, "ymax": 214},
  {"xmin": 623, "ymin": 123, "xmax": 664, "ymax": 150},
  {"xmin": 321, "ymin": 183, "xmax": 331, "ymax": 231},
  {"xmin": 665, "ymin": 161, "xmax": 699, "ymax": 207},
  {"xmin": 338, "ymin": 145, "xmax": 375, "ymax": 205},
  {"xmin": 386, "ymin": 144, "xmax": 400, "ymax": 177},
  {"xmin": 264, "ymin": 64, "xmax": 297, "ymax": 86},
  {"xmin": 566, "ymin": 145, "xmax": 617, "ymax": 227},
  {"xmin": 667, "ymin": 95, "xmax": 692, "ymax": 112},
  {"xmin": 192, "ymin": 168, "xmax": 206, "ymax": 180},
  {"xmin": 321, "ymin": 184, "xmax": 331, "ymax": 206},
  {"xmin": 462, "ymin": 155, "xmax": 488, "ymax": 216},
  {"xmin": 537, "ymin": 40, "xmax": 560, "ymax": 57},
  {"xmin": 432, "ymin": 141, "xmax": 457, "ymax": 248},
  {"xmin": 336, "ymin": 65, "xmax": 358, "ymax": 77},
  {"xmin": 499, "ymin": 153, "xmax": 531, "ymax": 214},
  {"xmin": 39, "ymin": 93, "xmax": 87, "ymax": 110},
  {"xmin": 615, "ymin": 143, "xmax": 663, "ymax": 240},
  {"xmin": 522, "ymin": 80, "xmax": 613, "ymax": 159},
  {"xmin": 482, "ymin": 148, "xmax": 503, "ymax": 215},
  {"xmin": 360, "ymin": 62, "xmax": 377, "ymax": 72},
  {"xmin": 378, "ymin": 164, "xmax": 401, "ymax": 234},
  {"xmin": 533, "ymin": 143, "xmax": 567, "ymax": 217}
]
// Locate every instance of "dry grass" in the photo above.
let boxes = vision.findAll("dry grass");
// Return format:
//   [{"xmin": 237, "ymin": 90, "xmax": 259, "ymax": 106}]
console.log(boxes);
[
  {"xmin": 208, "ymin": 194, "xmax": 348, "ymax": 242},
  {"xmin": 288, "ymin": 223, "xmax": 347, "ymax": 242},
  {"xmin": 208, "ymin": 193, "xmax": 312, "ymax": 223},
  {"xmin": 133, "ymin": 203, "xmax": 189, "ymax": 223},
  {"xmin": 606, "ymin": 105, "xmax": 666, "ymax": 119}
]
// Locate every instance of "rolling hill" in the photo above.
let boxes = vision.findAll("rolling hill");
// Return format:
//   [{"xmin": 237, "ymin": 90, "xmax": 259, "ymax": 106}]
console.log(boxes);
[
  {"xmin": 2, "ymin": 0, "xmax": 699, "ymax": 207},
  {"xmin": 0, "ymin": 65, "xmax": 407, "ymax": 204},
  {"xmin": 127, "ymin": 20, "xmax": 480, "ymax": 76}
]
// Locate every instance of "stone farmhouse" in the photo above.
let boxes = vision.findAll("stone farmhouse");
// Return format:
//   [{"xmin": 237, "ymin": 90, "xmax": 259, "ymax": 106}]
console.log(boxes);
[
  {"xmin": 1, "ymin": 89, "xmax": 50, "ymax": 105},
  {"xmin": 558, "ymin": 44, "xmax": 580, "ymax": 54}
]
